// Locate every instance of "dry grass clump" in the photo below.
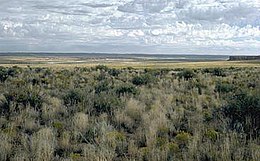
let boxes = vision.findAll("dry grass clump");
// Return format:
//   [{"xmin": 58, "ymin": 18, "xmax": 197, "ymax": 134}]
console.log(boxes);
[
  {"xmin": 42, "ymin": 96, "xmax": 63, "ymax": 120},
  {"xmin": 115, "ymin": 98, "xmax": 144, "ymax": 132},
  {"xmin": 31, "ymin": 128, "xmax": 56, "ymax": 161},
  {"xmin": 0, "ymin": 133, "xmax": 12, "ymax": 161},
  {"xmin": 72, "ymin": 112, "xmax": 89, "ymax": 133}
]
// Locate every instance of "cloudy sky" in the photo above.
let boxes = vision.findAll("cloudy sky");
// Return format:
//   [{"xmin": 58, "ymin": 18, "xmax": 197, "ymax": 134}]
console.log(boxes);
[{"xmin": 0, "ymin": 0, "xmax": 259, "ymax": 54}]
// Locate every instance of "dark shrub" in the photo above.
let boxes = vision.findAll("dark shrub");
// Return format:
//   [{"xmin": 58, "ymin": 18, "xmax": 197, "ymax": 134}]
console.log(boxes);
[
  {"xmin": 116, "ymin": 84, "xmax": 139, "ymax": 96},
  {"xmin": 95, "ymin": 80, "xmax": 110, "ymax": 94},
  {"xmin": 63, "ymin": 89, "xmax": 83, "ymax": 106},
  {"xmin": 7, "ymin": 66, "xmax": 20, "ymax": 76},
  {"xmin": 0, "ymin": 95, "xmax": 9, "ymax": 115},
  {"xmin": 212, "ymin": 68, "xmax": 226, "ymax": 77},
  {"xmin": 132, "ymin": 76, "xmax": 144, "ymax": 85},
  {"xmin": 177, "ymin": 69, "xmax": 195, "ymax": 80},
  {"xmin": 223, "ymin": 90, "xmax": 260, "ymax": 137},
  {"xmin": 83, "ymin": 127, "xmax": 96, "ymax": 144},
  {"xmin": 203, "ymin": 68, "xmax": 226, "ymax": 77},
  {"xmin": 26, "ymin": 91, "xmax": 44, "ymax": 108},
  {"xmin": 108, "ymin": 68, "xmax": 121, "ymax": 77},
  {"xmin": 215, "ymin": 81, "xmax": 235, "ymax": 93},
  {"xmin": 144, "ymin": 68, "xmax": 160, "ymax": 76},
  {"xmin": 94, "ymin": 92, "xmax": 122, "ymax": 115},
  {"xmin": 0, "ymin": 67, "xmax": 8, "ymax": 82},
  {"xmin": 132, "ymin": 74, "xmax": 154, "ymax": 86},
  {"xmin": 0, "ymin": 67, "xmax": 19, "ymax": 82},
  {"xmin": 3, "ymin": 88, "xmax": 44, "ymax": 109}
]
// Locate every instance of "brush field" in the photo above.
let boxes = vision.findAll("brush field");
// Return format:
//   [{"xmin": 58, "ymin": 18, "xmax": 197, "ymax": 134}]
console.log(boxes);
[{"xmin": 0, "ymin": 62, "xmax": 259, "ymax": 161}]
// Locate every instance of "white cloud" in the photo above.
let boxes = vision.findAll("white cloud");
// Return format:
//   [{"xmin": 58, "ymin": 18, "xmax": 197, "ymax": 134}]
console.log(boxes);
[{"xmin": 0, "ymin": 0, "xmax": 259, "ymax": 54}]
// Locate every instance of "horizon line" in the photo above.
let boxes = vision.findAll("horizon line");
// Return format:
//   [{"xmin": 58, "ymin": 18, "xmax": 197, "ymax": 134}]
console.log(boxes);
[{"xmin": 0, "ymin": 51, "xmax": 259, "ymax": 56}]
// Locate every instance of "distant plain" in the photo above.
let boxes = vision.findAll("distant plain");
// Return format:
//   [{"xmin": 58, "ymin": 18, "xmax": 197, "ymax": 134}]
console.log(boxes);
[{"xmin": 0, "ymin": 53, "xmax": 259, "ymax": 68}]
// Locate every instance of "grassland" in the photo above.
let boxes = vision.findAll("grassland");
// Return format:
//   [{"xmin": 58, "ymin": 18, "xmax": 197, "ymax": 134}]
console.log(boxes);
[{"xmin": 0, "ymin": 56, "xmax": 260, "ymax": 69}]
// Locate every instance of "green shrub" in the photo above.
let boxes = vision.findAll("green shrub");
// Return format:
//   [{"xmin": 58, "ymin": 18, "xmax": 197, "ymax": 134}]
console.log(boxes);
[
  {"xmin": 108, "ymin": 68, "xmax": 121, "ymax": 76},
  {"xmin": 177, "ymin": 69, "xmax": 195, "ymax": 80},
  {"xmin": 0, "ymin": 67, "xmax": 8, "ymax": 82},
  {"xmin": 94, "ymin": 92, "xmax": 123, "ymax": 115},
  {"xmin": 203, "ymin": 68, "xmax": 226, "ymax": 77},
  {"xmin": 63, "ymin": 89, "xmax": 83, "ymax": 106},
  {"xmin": 223, "ymin": 90, "xmax": 260, "ymax": 137},
  {"xmin": 215, "ymin": 81, "xmax": 235, "ymax": 93},
  {"xmin": 205, "ymin": 129, "xmax": 219, "ymax": 141},
  {"xmin": 95, "ymin": 65, "xmax": 109, "ymax": 71},
  {"xmin": 3, "ymin": 87, "xmax": 44, "ymax": 109},
  {"xmin": 70, "ymin": 153, "xmax": 82, "ymax": 160},
  {"xmin": 144, "ymin": 68, "xmax": 162, "ymax": 77},
  {"xmin": 156, "ymin": 137, "xmax": 168, "ymax": 147},
  {"xmin": 132, "ymin": 74, "xmax": 155, "ymax": 86},
  {"xmin": 212, "ymin": 68, "xmax": 226, "ymax": 77},
  {"xmin": 96, "ymin": 71, "xmax": 107, "ymax": 81},
  {"xmin": 52, "ymin": 122, "xmax": 63, "ymax": 130},
  {"xmin": 0, "ymin": 66, "xmax": 20, "ymax": 82},
  {"xmin": 116, "ymin": 84, "xmax": 139, "ymax": 96},
  {"xmin": 83, "ymin": 127, "xmax": 97, "ymax": 144},
  {"xmin": 175, "ymin": 131, "xmax": 191, "ymax": 145},
  {"xmin": 95, "ymin": 80, "xmax": 110, "ymax": 94}
]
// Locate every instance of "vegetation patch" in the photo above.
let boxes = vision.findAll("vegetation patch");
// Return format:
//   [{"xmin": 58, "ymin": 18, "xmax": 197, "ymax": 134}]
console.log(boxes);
[{"xmin": 0, "ymin": 66, "xmax": 259, "ymax": 160}]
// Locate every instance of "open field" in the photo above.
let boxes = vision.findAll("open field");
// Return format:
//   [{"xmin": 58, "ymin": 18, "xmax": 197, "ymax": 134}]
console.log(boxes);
[{"xmin": 0, "ymin": 55, "xmax": 260, "ymax": 69}]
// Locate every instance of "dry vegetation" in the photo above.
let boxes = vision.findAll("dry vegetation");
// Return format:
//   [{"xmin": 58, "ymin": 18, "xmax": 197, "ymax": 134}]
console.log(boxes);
[
  {"xmin": 0, "ymin": 65, "xmax": 259, "ymax": 161},
  {"xmin": 1, "ymin": 56, "xmax": 260, "ymax": 69}
]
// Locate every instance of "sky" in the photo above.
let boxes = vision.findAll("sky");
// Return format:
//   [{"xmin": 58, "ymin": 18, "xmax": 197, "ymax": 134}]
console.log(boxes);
[{"xmin": 0, "ymin": 0, "xmax": 259, "ymax": 55}]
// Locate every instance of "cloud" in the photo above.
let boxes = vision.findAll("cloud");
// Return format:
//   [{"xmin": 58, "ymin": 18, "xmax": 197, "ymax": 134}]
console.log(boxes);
[
  {"xmin": 118, "ymin": 0, "xmax": 169, "ymax": 13},
  {"xmin": 0, "ymin": 0, "xmax": 259, "ymax": 54}
]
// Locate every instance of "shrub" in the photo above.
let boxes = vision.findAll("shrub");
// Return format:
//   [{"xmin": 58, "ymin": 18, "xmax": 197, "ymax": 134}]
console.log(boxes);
[
  {"xmin": 0, "ymin": 67, "xmax": 8, "ymax": 82},
  {"xmin": 212, "ymin": 68, "xmax": 226, "ymax": 77},
  {"xmin": 52, "ymin": 122, "xmax": 63, "ymax": 130},
  {"xmin": 132, "ymin": 74, "xmax": 154, "ymax": 86},
  {"xmin": 156, "ymin": 137, "xmax": 168, "ymax": 147},
  {"xmin": 0, "ymin": 94, "xmax": 8, "ymax": 115},
  {"xmin": 175, "ymin": 131, "xmax": 191, "ymax": 146},
  {"xmin": 116, "ymin": 84, "xmax": 139, "ymax": 96},
  {"xmin": 223, "ymin": 90, "xmax": 260, "ymax": 137},
  {"xmin": 94, "ymin": 92, "xmax": 122, "ymax": 115},
  {"xmin": 215, "ymin": 81, "xmax": 235, "ymax": 93},
  {"xmin": 144, "ymin": 68, "xmax": 162, "ymax": 77},
  {"xmin": 203, "ymin": 68, "xmax": 226, "ymax": 77},
  {"xmin": 95, "ymin": 65, "xmax": 109, "ymax": 71},
  {"xmin": 3, "ymin": 87, "xmax": 44, "ymax": 109},
  {"xmin": 177, "ymin": 69, "xmax": 195, "ymax": 80},
  {"xmin": 0, "ymin": 66, "xmax": 20, "ymax": 82},
  {"xmin": 168, "ymin": 142, "xmax": 179, "ymax": 153},
  {"xmin": 63, "ymin": 89, "xmax": 83, "ymax": 106},
  {"xmin": 108, "ymin": 68, "xmax": 121, "ymax": 77},
  {"xmin": 95, "ymin": 80, "xmax": 110, "ymax": 94},
  {"xmin": 96, "ymin": 71, "xmax": 107, "ymax": 81},
  {"xmin": 205, "ymin": 129, "xmax": 219, "ymax": 141},
  {"xmin": 83, "ymin": 127, "xmax": 97, "ymax": 144}
]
